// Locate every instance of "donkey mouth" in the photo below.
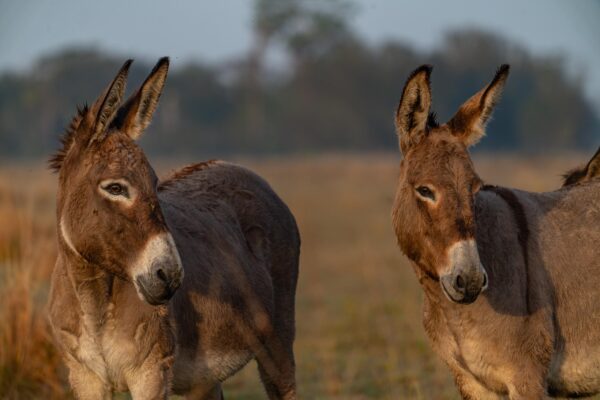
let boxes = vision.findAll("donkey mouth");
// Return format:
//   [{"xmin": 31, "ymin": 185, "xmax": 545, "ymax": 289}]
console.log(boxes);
[
  {"xmin": 440, "ymin": 277, "xmax": 482, "ymax": 305},
  {"xmin": 135, "ymin": 275, "xmax": 179, "ymax": 305}
]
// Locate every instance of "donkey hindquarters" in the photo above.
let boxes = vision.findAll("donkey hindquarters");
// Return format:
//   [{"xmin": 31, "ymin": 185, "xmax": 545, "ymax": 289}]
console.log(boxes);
[{"xmin": 160, "ymin": 161, "xmax": 300, "ymax": 400}]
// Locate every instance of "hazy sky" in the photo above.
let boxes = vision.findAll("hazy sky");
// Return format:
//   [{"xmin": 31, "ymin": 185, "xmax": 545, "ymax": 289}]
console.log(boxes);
[{"xmin": 1, "ymin": 0, "xmax": 599, "ymax": 106}]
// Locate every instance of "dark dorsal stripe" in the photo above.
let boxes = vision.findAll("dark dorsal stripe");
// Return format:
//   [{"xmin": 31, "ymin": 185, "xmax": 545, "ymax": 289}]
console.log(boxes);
[
  {"xmin": 481, "ymin": 184, "xmax": 531, "ymax": 313},
  {"xmin": 158, "ymin": 159, "xmax": 218, "ymax": 191}
]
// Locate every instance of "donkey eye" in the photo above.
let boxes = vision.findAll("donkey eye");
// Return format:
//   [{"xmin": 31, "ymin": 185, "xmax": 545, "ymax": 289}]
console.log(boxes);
[
  {"xmin": 416, "ymin": 186, "xmax": 435, "ymax": 200},
  {"xmin": 104, "ymin": 183, "xmax": 127, "ymax": 197}
]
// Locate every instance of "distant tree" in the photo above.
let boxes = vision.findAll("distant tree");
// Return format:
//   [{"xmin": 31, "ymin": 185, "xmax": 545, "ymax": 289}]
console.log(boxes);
[
  {"xmin": 253, "ymin": 0, "xmax": 356, "ymax": 65},
  {"xmin": 0, "ymin": 20, "xmax": 597, "ymax": 158}
]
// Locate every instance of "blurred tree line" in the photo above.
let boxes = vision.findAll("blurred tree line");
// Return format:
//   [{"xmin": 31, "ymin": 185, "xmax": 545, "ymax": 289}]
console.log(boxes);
[{"xmin": 0, "ymin": 0, "xmax": 597, "ymax": 158}]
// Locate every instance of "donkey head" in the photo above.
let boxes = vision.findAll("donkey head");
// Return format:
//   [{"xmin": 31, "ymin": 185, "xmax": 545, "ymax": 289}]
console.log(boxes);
[
  {"xmin": 50, "ymin": 58, "xmax": 183, "ymax": 305},
  {"xmin": 392, "ymin": 65, "xmax": 509, "ymax": 304}
]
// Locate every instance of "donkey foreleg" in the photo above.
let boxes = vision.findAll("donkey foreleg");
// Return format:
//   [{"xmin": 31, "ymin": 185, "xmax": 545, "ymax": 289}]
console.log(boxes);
[
  {"xmin": 451, "ymin": 367, "xmax": 504, "ymax": 400},
  {"xmin": 506, "ymin": 373, "xmax": 547, "ymax": 400},
  {"xmin": 126, "ymin": 353, "xmax": 173, "ymax": 400},
  {"xmin": 127, "ymin": 369, "xmax": 170, "ymax": 400},
  {"xmin": 451, "ymin": 362, "xmax": 547, "ymax": 400},
  {"xmin": 66, "ymin": 359, "xmax": 111, "ymax": 400}
]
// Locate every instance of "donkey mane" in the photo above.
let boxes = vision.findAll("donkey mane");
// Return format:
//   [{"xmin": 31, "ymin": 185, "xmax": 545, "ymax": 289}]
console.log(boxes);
[
  {"xmin": 48, "ymin": 104, "xmax": 89, "ymax": 173},
  {"xmin": 562, "ymin": 165, "xmax": 588, "ymax": 186},
  {"xmin": 158, "ymin": 159, "xmax": 219, "ymax": 190}
]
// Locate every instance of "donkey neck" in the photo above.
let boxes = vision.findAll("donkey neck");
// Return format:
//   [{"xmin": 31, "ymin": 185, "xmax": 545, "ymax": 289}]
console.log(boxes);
[
  {"xmin": 58, "ymin": 245, "xmax": 118, "ymax": 317},
  {"xmin": 56, "ymin": 196, "xmax": 128, "ymax": 309}
]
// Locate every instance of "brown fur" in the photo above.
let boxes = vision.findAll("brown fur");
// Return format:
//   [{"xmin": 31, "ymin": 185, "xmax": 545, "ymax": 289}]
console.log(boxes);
[
  {"xmin": 392, "ymin": 65, "xmax": 600, "ymax": 399},
  {"xmin": 157, "ymin": 160, "xmax": 219, "ymax": 190},
  {"xmin": 48, "ymin": 59, "xmax": 300, "ymax": 400}
]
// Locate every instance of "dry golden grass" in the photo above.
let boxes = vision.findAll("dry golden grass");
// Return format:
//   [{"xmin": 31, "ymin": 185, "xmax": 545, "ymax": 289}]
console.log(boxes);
[
  {"xmin": 0, "ymin": 165, "xmax": 67, "ymax": 399},
  {"xmin": 0, "ymin": 153, "xmax": 594, "ymax": 399}
]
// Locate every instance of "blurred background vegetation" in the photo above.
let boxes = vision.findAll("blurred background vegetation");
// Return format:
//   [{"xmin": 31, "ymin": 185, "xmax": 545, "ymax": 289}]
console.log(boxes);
[{"xmin": 0, "ymin": 0, "xmax": 598, "ymax": 159}]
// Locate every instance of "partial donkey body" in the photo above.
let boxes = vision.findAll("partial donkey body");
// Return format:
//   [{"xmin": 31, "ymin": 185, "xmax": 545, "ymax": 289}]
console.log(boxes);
[
  {"xmin": 160, "ymin": 161, "xmax": 299, "ymax": 398},
  {"xmin": 48, "ymin": 59, "xmax": 299, "ymax": 400},
  {"xmin": 392, "ymin": 65, "xmax": 600, "ymax": 399}
]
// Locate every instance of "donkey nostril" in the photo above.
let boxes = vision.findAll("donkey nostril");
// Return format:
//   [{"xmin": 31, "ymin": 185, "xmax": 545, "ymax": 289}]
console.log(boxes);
[
  {"xmin": 156, "ymin": 268, "xmax": 168, "ymax": 282},
  {"xmin": 482, "ymin": 273, "xmax": 488, "ymax": 288},
  {"xmin": 455, "ymin": 274, "xmax": 466, "ymax": 290}
]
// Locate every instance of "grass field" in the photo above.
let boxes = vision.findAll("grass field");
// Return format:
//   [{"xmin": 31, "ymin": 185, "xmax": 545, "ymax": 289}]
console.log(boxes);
[{"xmin": 0, "ymin": 153, "xmax": 594, "ymax": 399}]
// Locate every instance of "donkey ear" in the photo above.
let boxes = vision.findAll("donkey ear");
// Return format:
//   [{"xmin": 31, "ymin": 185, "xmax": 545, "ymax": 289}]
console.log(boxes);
[
  {"xmin": 562, "ymin": 146, "xmax": 600, "ymax": 186},
  {"xmin": 448, "ymin": 64, "xmax": 510, "ymax": 146},
  {"xmin": 586, "ymin": 148, "xmax": 600, "ymax": 180},
  {"xmin": 395, "ymin": 65, "xmax": 433, "ymax": 154},
  {"xmin": 113, "ymin": 57, "xmax": 169, "ymax": 140},
  {"xmin": 90, "ymin": 59, "xmax": 133, "ymax": 143}
]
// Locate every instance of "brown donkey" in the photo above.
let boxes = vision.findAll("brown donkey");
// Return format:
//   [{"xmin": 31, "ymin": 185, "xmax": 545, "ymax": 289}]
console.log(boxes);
[
  {"xmin": 48, "ymin": 58, "xmax": 300, "ymax": 399},
  {"xmin": 392, "ymin": 65, "xmax": 600, "ymax": 399}
]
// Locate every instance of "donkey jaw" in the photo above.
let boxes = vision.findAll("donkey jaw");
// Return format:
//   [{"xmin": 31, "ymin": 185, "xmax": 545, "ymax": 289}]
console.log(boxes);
[
  {"xmin": 439, "ymin": 239, "xmax": 488, "ymax": 304},
  {"xmin": 131, "ymin": 232, "xmax": 184, "ymax": 305}
]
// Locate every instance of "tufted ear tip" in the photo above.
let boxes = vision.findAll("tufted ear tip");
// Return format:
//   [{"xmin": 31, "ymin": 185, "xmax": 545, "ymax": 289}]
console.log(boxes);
[
  {"xmin": 156, "ymin": 57, "xmax": 169, "ymax": 68},
  {"xmin": 447, "ymin": 64, "xmax": 510, "ymax": 147},
  {"xmin": 409, "ymin": 64, "xmax": 433, "ymax": 79},
  {"xmin": 403, "ymin": 65, "xmax": 433, "ymax": 91},
  {"xmin": 111, "ymin": 57, "xmax": 171, "ymax": 140},
  {"xmin": 122, "ymin": 59, "xmax": 134, "ymax": 70},
  {"xmin": 496, "ymin": 64, "xmax": 510, "ymax": 77}
]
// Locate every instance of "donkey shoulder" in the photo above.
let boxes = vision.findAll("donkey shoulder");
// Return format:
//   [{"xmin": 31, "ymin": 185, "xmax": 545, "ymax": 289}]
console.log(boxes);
[
  {"xmin": 158, "ymin": 160, "xmax": 299, "ymax": 264},
  {"xmin": 160, "ymin": 161, "xmax": 297, "ymax": 226}
]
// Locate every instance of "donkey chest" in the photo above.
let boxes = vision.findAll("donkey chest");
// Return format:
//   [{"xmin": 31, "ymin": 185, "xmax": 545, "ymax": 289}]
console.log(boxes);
[
  {"xmin": 454, "ymin": 333, "xmax": 511, "ymax": 390},
  {"xmin": 423, "ymin": 307, "xmax": 511, "ymax": 392},
  {"xmin": 65, "ymin": 314, "xmax": 152, "ymax": 391}
]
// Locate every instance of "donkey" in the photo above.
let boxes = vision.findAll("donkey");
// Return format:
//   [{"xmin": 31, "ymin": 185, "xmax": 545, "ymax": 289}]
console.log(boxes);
[
  {"xmin": 562, "ymin": 146, "xmax": 600, "ymax": 186},
  {"xmin": 392, "ymin": 65, "xmax": 600, "ymax": 399},
  {"xmin": 48, "ymin": 58, "xmax": 300, "ymax": 400}
]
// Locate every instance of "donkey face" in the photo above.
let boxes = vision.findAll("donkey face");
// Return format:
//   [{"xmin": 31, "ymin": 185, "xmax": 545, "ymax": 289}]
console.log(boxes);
[
  {"xmin": 392, "ymin": 65, "xmax": 509, "ymax": 304},
  {"xmin": 51, "ymin": 58, "xmax": 183, "ymax": 305}
]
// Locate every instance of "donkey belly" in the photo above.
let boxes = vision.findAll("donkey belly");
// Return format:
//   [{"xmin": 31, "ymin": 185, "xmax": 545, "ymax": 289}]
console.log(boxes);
[
  {"xmin": 170, "ymin": 295, "xmax": 261, "ymax": 393},
  {"xmin": 171, "ymin": 349, "xmax": 253, "ymax": 393}
]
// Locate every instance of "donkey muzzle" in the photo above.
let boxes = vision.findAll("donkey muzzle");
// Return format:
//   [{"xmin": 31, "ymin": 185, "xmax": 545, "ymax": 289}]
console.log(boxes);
[
  {"xmin": 135, "ymin": 261, "xmax": 183, "ymax": 305},
  {"xmin": 131, "ymin": 232, "xmax": 184, "ymax": 305},
  {"xmin": 440, "ymin": 266, "xmax": 487, "ymax": 304},
  {"xmin": 439, "ymin": 239, "xmax": 488, "ymax": 304}
]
